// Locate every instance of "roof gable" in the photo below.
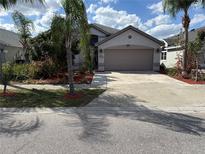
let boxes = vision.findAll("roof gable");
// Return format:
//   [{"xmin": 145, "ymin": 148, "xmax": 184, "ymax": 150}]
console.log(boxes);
[
  {"xmin": 90, "ymin": 23, "xmax": 119, "ymax": 35},
  {"xmin": 96, "ymin": 25, "xmax": 164, "ymax": 46},
  {"xmin": 0, "ymin": 28, "xmax": 22, "ymax": 48}
]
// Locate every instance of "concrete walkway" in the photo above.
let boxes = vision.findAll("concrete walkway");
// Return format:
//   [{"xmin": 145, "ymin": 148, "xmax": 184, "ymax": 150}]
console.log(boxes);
[{"xmin": 0, "ymin": 74, "xmax": 107, "ymax": 90}]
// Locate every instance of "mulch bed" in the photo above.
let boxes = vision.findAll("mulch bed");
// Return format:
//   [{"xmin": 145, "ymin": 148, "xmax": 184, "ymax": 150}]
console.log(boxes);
[
  {"xmin": 174, "ymin": 77, "xmax": 205, "ymax": 84},
  {"xmin": 15, "ymin": 72, "xmax": 94, "ymax": 85},
  {"xmin": 64, "ymin": 92, "xmax": 84, "ymax": 99},
  {"xmin": 0, "ymin": 92, "xmax": 16, "ymax": 97}
]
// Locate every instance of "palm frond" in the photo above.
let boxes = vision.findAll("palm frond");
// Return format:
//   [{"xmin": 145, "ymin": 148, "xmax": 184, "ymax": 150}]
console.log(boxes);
[
  {"xmin": 0, "ymin": 0, "xmax": 45, "ymax": 9},
  {"xmin": 163, "ymin": 0, "xmax": 200, "ymax": 17}
]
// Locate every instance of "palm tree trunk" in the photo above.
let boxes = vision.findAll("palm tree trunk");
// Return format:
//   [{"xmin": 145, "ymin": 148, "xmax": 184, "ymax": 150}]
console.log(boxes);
[
  {"xmin": 183, "ymin": 26, "xmax": 188, "ymax": 73},
  {"xmin": 182, "ymin": 10, "xmax": 190, "ymax": 76},
  {"xmin": 66, "ymin": 40, "xmax": 75, "ymax": 94}
]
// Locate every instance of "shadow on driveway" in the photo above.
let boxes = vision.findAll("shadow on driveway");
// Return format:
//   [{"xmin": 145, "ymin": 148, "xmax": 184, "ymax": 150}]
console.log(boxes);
[{"xmin": 58, "ymin": 93, "xmax": 205, "ymax": 143}]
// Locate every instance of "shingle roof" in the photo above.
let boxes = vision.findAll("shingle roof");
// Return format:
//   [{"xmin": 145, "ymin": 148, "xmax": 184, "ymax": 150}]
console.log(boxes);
[
  {"xmin": 0, "ymin": 28, "xmax": 22, "ymax": 48},
  {"xmin": 90, "ymin": 23, "xmax": 119, "ymax": 35},
  {"xmin": 165, "ymin": 26, "xmax": 205, "ymax": 46}
]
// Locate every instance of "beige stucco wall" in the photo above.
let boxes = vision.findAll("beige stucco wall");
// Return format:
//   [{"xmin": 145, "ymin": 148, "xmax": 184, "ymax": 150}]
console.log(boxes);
[
  {"xmin": 98, "ymin": 29, "xmax": 161, "ymax": 71},
  {"xmin": 4, "ymin": 46, "xmax": 24, "ymax": 62},
  {"xmin": 161, "ymin": 50, "xmax": 183, "ymax": 68}
]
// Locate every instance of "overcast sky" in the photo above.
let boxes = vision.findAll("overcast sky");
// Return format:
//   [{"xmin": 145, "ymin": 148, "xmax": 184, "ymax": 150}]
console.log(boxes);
[{"xmin": 0, "ymin": 0, "xmax": 205, "ymax": 39}]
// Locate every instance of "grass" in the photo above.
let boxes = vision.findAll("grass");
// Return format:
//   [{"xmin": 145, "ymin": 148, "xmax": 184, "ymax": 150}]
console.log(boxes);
[{"xmin": 0, "ymin": 89, "xmax": 105, "ymax": 108}]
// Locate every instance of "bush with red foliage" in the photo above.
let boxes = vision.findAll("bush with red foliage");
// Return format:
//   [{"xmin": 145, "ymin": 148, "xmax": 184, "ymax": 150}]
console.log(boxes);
[
  {"xmin": 64, "ymin": 92, "xmax": 84, "ymax": 99},
  {"xmin": 0, "ymin": 92, "xmax": 16, "ymax": 97},
  {"xmin": 175, "ymin": 52, "xmax": 197, "ymax": 78}
]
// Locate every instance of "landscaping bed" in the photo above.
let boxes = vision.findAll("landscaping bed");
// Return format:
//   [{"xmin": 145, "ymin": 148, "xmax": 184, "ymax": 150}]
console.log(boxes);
[
  {"xmin": 173, "ymin": 77, "xmax": 205, "ymax": 84},
  {"xmin": 162, "ymin": 68, "xmax": 205, "ymax": 85},
  {"xmin": 11, "ymin": 71, "xmax": 94, "ymax": 85},
  {"xmin": 0, "ymin": 89, "xmax": 104, "ymax": 107}
]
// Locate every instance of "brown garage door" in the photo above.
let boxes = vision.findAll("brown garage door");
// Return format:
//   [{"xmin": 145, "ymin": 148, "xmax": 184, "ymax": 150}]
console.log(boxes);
[{"xmin": 104, "ymin": 49, "xmax": 153, "ymax": 71}]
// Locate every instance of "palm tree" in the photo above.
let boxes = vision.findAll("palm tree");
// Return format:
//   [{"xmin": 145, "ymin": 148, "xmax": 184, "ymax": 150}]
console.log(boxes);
[
  {"xmin": 51, "ymin": 0, "xmax": 90, "ymax": 94},
  {"xmin": 79, "ymin": 5, "xmax": 92, "ymax": 72},
  {"xmin": 163, "ymin": 0, "xmax": 205, "ymax": 76},
  {"xmin": 12, "ymin": 11, "xmax": 34, "ymax": 63},
  {"xmin": 0, "ymin": 0, "xmax": 44, "ymax": 9}
]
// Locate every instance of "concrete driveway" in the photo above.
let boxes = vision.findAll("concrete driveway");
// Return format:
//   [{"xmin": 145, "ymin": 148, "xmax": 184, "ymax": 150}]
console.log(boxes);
[{"xmin": 90, "ymin": 72, "xmax": 205, "ymax": 111}]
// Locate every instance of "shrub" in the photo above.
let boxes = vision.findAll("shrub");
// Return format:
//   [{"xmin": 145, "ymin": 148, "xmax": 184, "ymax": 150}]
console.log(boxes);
[
  {"xmin": 11, "ymin": 64, "xmax": 40, "ymax": 80},
  {"xmin": 166, "ymin": 68, "xmax": 178, "ymax": 77},
  {"xmin": 31, "ymin": 57, "xmax": 58, "ymax": 79},
  {"xmin": 12, "ymin": 64, "xmax": 29, "ymax": 80},
  {"xmin": 1, "ymin": 63, "xmax": 14, "ymax": 82},
  {"xmin": 175, "ymin": 52, "xmax": 197, "ymax": 78},
  {"xmin": 160, "ymin": 63, "xmax": 167, "ymax": 74},
  {"xmin": 1, "ymin": 63, "xmax": 14, "ymax": 93},
  {"xmin": 8, "ymin": 57, "xmax": 59, "ymax": 81}
]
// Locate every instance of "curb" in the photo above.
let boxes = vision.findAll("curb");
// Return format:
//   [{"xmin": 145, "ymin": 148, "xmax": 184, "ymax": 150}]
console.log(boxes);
[{"xmin": 1, "ymin": 107, "xmax": 205, "ymax": 114}]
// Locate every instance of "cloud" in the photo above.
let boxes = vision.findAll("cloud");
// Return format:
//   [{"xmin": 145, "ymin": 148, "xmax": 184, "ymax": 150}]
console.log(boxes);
[
  {"xmin": 91, "ymin": 6, "xmax": 145, "ymax": 30},
  {"xmin": 144, "ymin": 14, "xmax": 171, "ymax": 28},
  {"xmin": 146, "ymin": 24, "xmax": 181, "ymax": 39},
  {"xmin": 99, "ymin": 0, "xmax": 118, "ymax": 4},
  {"xmin": 87, "ymin": 5, "xmax": 184, "ymax": 39},
  {"xmin": 87, "ymin": 4, "xmax": 98, "ymax": 14},
  {"xmin": 0, "ymin": 8, "xmax": 8, "ymax": 16},
  {"xmin": 147, "ymin": 1, "xmax": 163, "ymax": 14},
  {"xmin": 33, "ymin": 10, "xmax": 55, "ymax": 34},
  {"xmin": 5, "ymin": 0, "xmax": 61, "ymax": 16},
  {"xmin": 0, "ymin": 22, "xmax": 15, "ymax": 32},
  {"xmin": 190, "ymin": 14, "xmax": 205, "ymax": 26},
  {"xmin": 0, "ymin": 0, "xmax": 62, "ymax": 34}
]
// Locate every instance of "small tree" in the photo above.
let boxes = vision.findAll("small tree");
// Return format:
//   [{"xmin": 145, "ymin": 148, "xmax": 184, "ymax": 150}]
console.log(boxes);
[
  {"xmin": 12, "ymin": 11, "xmax": 34, "ymax": 63},
  {"xmin": 1, "ymin": 63, "xmax": 14, "ymax": 94},
  {"xmin": 189, "ymin": 31, "xmax": 205, "ymax": 80}
]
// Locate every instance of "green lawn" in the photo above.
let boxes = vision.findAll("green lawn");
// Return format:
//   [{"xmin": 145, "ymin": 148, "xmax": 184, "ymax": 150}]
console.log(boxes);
[{"xmin": 0, "ymin": 89, "xmax": 104, "ymax": 108}]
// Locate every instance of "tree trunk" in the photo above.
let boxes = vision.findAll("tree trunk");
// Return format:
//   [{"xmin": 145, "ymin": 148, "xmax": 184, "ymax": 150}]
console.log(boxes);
[
  {"xmin": 182, "ymin": 10, "xmax": 190, "ymax": 77},
  {"xmin": 0, "ymin": 50, "xmax": 3, "ymax": 82},
  {"xmin": 3, "ymin": 84, "xmax": 7, "ymax": 94},
  {"xmin": 24, "ymin": 47, "xmax": 29, "ymax": 63},
  {"xmin": 196, "ymin": 57, "xmax": 199, "ymax": 82},
  {"xmin": 66, "ymin": 40, "xmax": 75, "ymax": 94}
]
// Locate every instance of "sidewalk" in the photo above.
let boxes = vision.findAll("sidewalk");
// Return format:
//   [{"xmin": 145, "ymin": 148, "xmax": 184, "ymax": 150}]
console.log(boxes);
[
  {"xmin": 0, "ymin": 73, "xmax": 108, "ymax": 90},
  {"xmin": 1, "ymin": 106, "xmax": 205, "ymax": 114}
]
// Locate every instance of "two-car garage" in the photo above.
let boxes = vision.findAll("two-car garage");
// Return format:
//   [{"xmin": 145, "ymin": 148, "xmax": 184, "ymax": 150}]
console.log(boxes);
[
  {"xmin": 104, "ymin": 49, "xmax": 154, "ymax": 71},
  {"xmin": 96, "ymin": 26, "xmax": 164, "ymax": 72}
]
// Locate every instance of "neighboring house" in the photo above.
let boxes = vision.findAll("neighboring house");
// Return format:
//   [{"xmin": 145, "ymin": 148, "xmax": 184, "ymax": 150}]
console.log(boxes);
[
  {"xmin": 75, "ymin": 23, "xmax": 164, "ymax": 71},
  {"xmin": 0, "ymin": 28, "xmax": 24, "ymax": 63},
  {"xmin": 162, "ymin": 26, "xmax": 205, "ymax": 68}
]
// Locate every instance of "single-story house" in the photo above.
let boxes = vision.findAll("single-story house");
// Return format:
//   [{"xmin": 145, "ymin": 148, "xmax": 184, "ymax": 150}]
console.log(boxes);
[
  {"xmin": 0, "ymin": 28, "xmax": 24, "ymax": 63},
  {"xmin": 162, "ymin": 26, "xmax": 205, "ymax": 68},
  {"xmin": 75, "ymin": 23, "xmax": 164, "ymax": 72}
]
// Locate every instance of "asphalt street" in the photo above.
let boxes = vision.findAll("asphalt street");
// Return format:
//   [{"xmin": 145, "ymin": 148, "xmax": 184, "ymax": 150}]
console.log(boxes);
[{"xmin": 1, "ymin": 108, "xmax": 205, "ymax": 154}]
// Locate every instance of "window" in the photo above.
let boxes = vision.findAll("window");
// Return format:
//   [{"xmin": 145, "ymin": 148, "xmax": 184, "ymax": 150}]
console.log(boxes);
[
  {"xmin": 90, "ymin": 35, "xmax": 98, "ymax": 46},
  {"xmin": 161, "ymin": 51, "xmax": 167, "ymax": 60}
]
